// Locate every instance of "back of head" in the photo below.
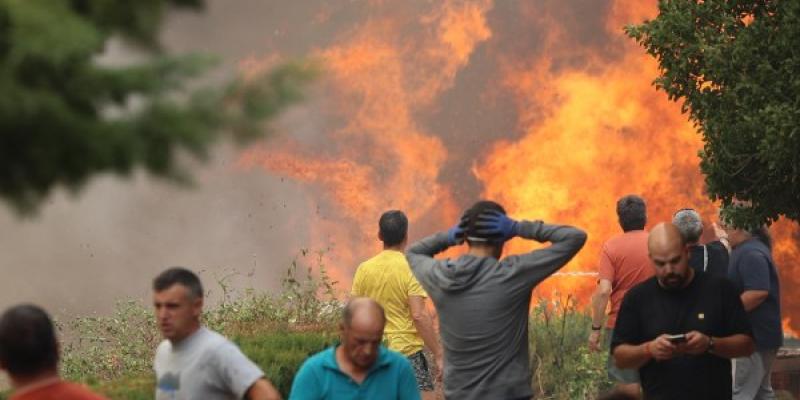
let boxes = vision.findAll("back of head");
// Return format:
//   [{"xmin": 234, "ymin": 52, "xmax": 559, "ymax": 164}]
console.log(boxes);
[
  {"xmin": 648, "ymin": 222, "xmax": 687, "ymax": 254},
  {"xmin": 672, "ymin": 208, "xmax": 703, "ymax": 243},
  {"xmin": 0, "ymin": 304, "xmax": 58, "ymax": 377},
  {"xmin": 617, "ymin": 195, "xmax": 647, "ymax": 232},
  {"xmin": 379, "ymin": 210, "xmax": 408, "ymax": 247},
  {"xmin": 153, "ymin": 267, "xmax": 204, "ymax": 299},
  {"xmin": 463, "ymin": 200, "xmax": 506, "ymax": 246},
  {"xmin": 342, "ymin": 297, "xmax": 386, "ymax": 330}
]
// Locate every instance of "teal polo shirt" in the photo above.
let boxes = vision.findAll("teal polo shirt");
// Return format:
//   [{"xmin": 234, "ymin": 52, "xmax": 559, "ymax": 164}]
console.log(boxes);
[{"xmin": 289, "ymin": 345, "xmax": 421, "ymax": 400}]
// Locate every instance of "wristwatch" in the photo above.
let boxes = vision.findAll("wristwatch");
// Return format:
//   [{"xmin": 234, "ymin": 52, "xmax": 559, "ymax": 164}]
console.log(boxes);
[{"xmin": 706, "ymin": 336, "xmax": 715, "ymax": 354}]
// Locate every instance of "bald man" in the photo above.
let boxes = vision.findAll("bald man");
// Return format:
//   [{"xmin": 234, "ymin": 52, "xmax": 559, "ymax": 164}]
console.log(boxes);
[
  {"xmin": 289, "ymin": 298, "xmax": 420, "ymax": 400},
  {"xmin": 611, "ymin": 223, "xmax": 754, "ymax": 400}
]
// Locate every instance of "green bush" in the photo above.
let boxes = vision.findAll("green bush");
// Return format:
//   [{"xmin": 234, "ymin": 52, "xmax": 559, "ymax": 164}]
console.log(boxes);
[
  {"xmin": 529, "ymin": 294, "xmax": 613, "ymax": 399},
  {"xmin": 234, "ymin": 331, "xmax": 336, "ymax": 397}
]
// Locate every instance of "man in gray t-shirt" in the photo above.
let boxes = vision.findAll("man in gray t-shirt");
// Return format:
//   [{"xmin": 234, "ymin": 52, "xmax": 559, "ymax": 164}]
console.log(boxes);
[
  {"xmin": 152, "ymin": 267, "xmax": 281, "ymax": 400},
  {"xmin": 406, "ymin": 200, "xmax": 587, "ymax": 400}
]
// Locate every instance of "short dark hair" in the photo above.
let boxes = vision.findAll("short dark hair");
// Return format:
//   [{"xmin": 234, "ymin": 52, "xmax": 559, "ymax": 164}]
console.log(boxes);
[
  {"xmin": 379, "ymin": 210, "xmax": 408, "ymax": 246},
  {"xmin": 153, "ymin": 267, "xmax": 204, "ymax": 299},
  {"xmin": 617, "ymin": 195, "xmax": 647, "ymax": 232},
  {"xmin": 0, "ymin": 304, "xmax": 59, "ymax": 376},
  {"xmin": 464, "ymin": 200, "xmax": 507, "ymax": 246}
]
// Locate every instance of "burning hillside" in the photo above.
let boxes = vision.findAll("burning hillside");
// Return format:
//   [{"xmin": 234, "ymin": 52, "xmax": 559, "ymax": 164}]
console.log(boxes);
[{"xmin": 237, "ymin": 0, "xmax": 799, "ymax": 335}]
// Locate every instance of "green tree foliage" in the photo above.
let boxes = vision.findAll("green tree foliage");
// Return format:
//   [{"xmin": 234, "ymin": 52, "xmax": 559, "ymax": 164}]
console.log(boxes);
[
  {"xmin": 625, "ymin": 0, "xmax": 799, "ymax": 227},
  {"xmin": 0, "ymin": 0, "xmax": 316, "ymax": 214}
]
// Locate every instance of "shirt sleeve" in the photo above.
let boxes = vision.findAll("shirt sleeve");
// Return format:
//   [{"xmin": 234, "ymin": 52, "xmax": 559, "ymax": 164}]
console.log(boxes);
[
  {"xmin": 212, "ymin": 341, "xmax": 265, "ymax": 399},
  {"xmin": 406, "ymin": 268, "xmax": 427, "ymax": 298},
  {"xmin": 406, "ymin": 232, "xmax": 452, "ymax": 288},
  {"xmin": 738, "ymin": 251, "xmax": 771, "ymax": 291},
  {"xmin": 597, "ymin": 244, "xmax": 615, "ymax": 282},
  {"xmin": 720, "ymin": 278, "xmax": 754, "ymax": 337},
  {"xmin": 503, "ymin": 221, "xmax": 588, "ymax": 286},
  {"xmin": 288, "ymin": 359, "xmax": 322, "ymax": 400},
  {"xmin": 610, "ymin": 288, "xmax": 642, "ymax": 352},
  {"xmin": 397, "ymin": 357, "xmax": 423, "ymax": 400}
]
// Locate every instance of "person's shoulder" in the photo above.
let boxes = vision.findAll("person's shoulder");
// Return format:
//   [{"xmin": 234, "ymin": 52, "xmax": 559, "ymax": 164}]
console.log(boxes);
[
  {"xmin": 379, "ymin": 346, "xmax": 412, "ymax": 368},
  {"xmin": 60, "ymin": 381, "xmax": 108, "ymax": 400},
  {"xmin": 702, "ymin": 273, "xmax": 734, "ymax": 289},
  {"xmin": 361, "ymin": 250, "xmax": 407, "ymax": 269},
  {"xmin": 300, "ymin": 346, "xmax": 337, "ymax": 371},
  {"xmin": 200, "ymin": 328, "xmax": 242, "ymax": 357},
  {"xmin": 604, "ymin": 230, "xmax": 647, "ymax": 249},
  {"xmin": 705, "ymin": 240, "xmax": 727, "ymax": 252},
  {"xmin": 20, "ymin": 381, "xmax": 108, "ymax": 400},
  {"xmin": 627, "ymin": 276, "xmax": 657, "ymax": 297}
]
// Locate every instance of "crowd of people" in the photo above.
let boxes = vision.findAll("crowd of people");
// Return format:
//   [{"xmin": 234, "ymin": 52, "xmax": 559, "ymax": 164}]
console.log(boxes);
[{"xmin": 0, "ymin": 196, "xmax": 784, "ymax": 400}]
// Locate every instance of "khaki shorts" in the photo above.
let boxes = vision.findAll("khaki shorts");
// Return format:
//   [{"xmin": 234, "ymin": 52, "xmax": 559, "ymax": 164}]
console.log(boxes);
[{"xmin": 604, "ymin": 328, "xmax": 640, "ymax": 384}]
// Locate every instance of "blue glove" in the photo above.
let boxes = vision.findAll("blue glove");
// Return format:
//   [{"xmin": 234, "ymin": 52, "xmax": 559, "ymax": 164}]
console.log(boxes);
[
  {"xmin": 474, "ymin": 210, "xmax": 519, "ymax": 241},
  {"xmin": 446, "ymin": 214, "xmax": 470, "ymax": 245}
]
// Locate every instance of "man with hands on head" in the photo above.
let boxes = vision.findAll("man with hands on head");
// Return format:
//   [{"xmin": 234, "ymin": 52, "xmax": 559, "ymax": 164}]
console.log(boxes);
[
  {"xmin": 612, "ymin": 223, "xmax": 754, "ymax": 400},
  {"xmin": 406, "ymin": 200, "xmax": 587, "ymax": 400}
]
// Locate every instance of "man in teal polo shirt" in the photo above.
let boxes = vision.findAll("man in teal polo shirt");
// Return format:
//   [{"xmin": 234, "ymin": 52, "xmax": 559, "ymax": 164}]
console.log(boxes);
[{"xmin": 289, "ymin": 298, "xmax": 420, "ymax": 400}]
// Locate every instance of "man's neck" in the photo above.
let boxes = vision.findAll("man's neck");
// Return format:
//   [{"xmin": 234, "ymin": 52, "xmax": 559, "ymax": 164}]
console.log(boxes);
[
  {"xmin": 10, "ymin": 369, "xmax": 59, "ymax": 394},
  {"xmin": 335, "ymin": 346, "xmax": 369, "ymax": 384},
  {"xmin": 383, "ymin": 244, "xmax": 404, "ymax": 252},
  {"xmin": 170, "ymin": 323, "xmax": 202, "ymax": 345},
  {"xmin": 467, "ymin": 246, "xmax": 495, "ymax": 258}
]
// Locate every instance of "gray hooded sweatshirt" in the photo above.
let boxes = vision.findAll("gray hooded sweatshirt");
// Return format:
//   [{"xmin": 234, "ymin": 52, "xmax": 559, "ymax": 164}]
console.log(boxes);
[{"xmin": 406, "ymin": 221, "xmax": 587, "ymax": 400}]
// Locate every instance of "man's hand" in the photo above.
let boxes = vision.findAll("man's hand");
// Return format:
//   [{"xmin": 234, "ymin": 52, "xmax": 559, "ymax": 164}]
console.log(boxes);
[
  {"xmin": 588, "ymin": 330, "xmax": 602, "ymax": 352},
  {"xmin": 649, "ymin": 335, "xmax": 677, "ymax": 361},
  {"xmin": 446, "ymin": 213, "xmax": 470, "ymax": 245},
  {"xmin": 474, "ymin": 210, "xmax": 519, "ymax": 241},
  {"xmin": 679, "ymin": 331, "xmax": 711, "ymax": 355}
]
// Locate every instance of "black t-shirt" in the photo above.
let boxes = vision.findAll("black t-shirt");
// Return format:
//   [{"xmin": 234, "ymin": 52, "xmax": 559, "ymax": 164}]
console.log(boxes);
[
  {"xmin": 688, "ymin": 240, "xmax": 729, "ymax": 279},
  {"xmin": 611, "ymin": 273, "xmax": 752, "ymax": 400}
]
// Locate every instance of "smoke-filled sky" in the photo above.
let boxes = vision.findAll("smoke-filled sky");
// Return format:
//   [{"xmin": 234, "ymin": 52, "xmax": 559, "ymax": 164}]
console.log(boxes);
[{"xmin": 1, "ymin": 0, "xmax": 797, "ymax": 333}]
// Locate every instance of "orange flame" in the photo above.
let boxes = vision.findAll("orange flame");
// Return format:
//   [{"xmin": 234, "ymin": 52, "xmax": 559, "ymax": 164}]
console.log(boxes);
[
  {"xmin": 240, "ymin": 0, "xmax": 492, "ymax": 286},
  {"xmin": 237, "ymin": 0, "xmax": 800, "ymax": 335}
]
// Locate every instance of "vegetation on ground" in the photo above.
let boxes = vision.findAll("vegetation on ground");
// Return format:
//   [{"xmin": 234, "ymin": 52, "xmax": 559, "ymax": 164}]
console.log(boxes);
[{"xmin": 2, "ymin": 253, "xmax": 613, "ymax": 399}]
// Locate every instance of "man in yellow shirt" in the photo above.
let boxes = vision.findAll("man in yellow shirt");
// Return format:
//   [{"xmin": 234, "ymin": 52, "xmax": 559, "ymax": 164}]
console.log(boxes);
[{"xmin": 351, "ymin": 210, "xmax": 443, "ymax": 399}]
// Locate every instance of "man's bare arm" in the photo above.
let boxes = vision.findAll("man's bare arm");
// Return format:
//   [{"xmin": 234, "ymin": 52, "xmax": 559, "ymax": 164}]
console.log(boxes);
[
  {"xmin": 588, "ymin": 279, "xmax": 611, "ymax": 351},
  {"xmin": 614, "ymin": 335, "xmax": 676, "ymax": 369},
  {"xmin": 246, "ymin": 378, "xmax": 282, "ymax": 400},
  {"xmin": 409, "ymin": 295, "xmax": 443, "ymax": 380},
  {"xmin": 741, "ymin": 290, "xmax": 768, "ymax": 312},
  {"xmin": 708, "ymin": 334, "xmax": 754, "ymax": 358}
]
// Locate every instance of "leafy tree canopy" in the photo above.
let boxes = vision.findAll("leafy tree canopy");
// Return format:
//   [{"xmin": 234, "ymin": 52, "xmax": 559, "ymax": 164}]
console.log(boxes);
[
  {"xmin": 626, "ymin": 0, "xmax": 799, "ymax": 228},
  {"xmin": 0, "ymin": 0, "xmax": 316, "ymax": 214}
]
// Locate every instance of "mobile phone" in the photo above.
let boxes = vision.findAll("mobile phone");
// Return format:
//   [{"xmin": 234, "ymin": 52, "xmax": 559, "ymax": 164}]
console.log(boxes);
[{"xmin": 666, "ymin": 334, "xmax": 687, "ymax": 344}]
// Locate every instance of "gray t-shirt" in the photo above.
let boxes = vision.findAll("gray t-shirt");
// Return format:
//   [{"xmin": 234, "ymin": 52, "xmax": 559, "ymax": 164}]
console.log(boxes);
[{"xmin": 154, "ymin": 327, "xmax": 264, "ymax": 400}]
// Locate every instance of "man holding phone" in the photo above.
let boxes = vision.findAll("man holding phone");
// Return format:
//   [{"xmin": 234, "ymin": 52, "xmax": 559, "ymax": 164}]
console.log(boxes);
[{"xmin": 611, "ymin": 223, "xmax": 754, "ymax": 399}]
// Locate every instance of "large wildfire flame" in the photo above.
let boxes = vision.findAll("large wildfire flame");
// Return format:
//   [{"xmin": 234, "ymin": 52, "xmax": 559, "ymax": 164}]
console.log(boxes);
[{"xmin": 238, "ymin": 0, "xmax": 799, "ymax": 336}]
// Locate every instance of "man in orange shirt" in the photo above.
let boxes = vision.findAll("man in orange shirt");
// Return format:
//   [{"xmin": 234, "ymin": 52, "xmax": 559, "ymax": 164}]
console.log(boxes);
[
  {"xmin": 0, "ymin": 304, "xmax": 107, "ymax": 400},
  {"xmin": 588, "ymin": 195, "xmax": 653, "ymax": 399}
]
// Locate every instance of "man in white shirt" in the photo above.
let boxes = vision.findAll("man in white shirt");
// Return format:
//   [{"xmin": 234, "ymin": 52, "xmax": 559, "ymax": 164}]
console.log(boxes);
[{"xmin": 152, "ymin": 267, "xmax": 281, "ymax": 400}]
